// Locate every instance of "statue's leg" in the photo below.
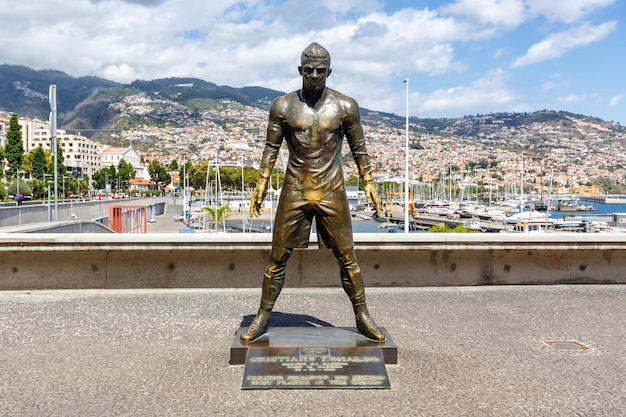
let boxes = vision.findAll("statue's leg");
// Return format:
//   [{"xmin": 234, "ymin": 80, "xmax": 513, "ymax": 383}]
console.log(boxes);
[
  {"xmin": 333, "ymin": 247, "xmax": 386, "ymax": 341},
  {"xmin": 240, "ymin": 247, "xmax": 293, "ymax": 343}
]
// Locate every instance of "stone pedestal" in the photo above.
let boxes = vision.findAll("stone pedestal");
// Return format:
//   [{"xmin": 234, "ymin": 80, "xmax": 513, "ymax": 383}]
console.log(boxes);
[
  {"xmin": 231, "ymin": 327, "xmax": 396, "ymax": 389},
  {"xmin": 231, "ymin": 326, "xmax": 397, "ymax": 365}
]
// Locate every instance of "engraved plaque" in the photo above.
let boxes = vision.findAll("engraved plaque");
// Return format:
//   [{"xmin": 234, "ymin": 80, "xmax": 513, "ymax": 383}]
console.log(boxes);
[{"xmin": 242, "ymin": 346, "xmax": 389, "ymax": 389}]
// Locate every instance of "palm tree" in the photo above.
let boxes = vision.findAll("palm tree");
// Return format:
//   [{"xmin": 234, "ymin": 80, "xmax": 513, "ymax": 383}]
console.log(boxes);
[{"xmin": 202, "ymin": 205, "xmax": 232, "ymax": 232}]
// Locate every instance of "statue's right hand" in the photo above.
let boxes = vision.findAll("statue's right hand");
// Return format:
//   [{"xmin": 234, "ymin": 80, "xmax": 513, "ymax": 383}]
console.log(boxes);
[
  {"xmin": 249, "ymin": 182, "xmax": 266, "ymax": 218},
  {"xmin": 364, "ymin": 182, "xmax": 381, "ymax": 218}
]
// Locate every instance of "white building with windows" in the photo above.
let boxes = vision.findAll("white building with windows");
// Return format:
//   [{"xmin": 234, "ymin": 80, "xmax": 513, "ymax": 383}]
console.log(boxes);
[
  {"xmin": 2, "ymin": 111, "xmax": 149, "ymax": 184},
  {"xmin": 100, "ymin": 146, "xmax": 148, "ymax": 180},
  {"xmin": 19, "ymin": 117, "xmax": 102, "ymax": 181},
  {"xmin": 0, "ymin": 111, "xmax": 10, "ymax": 148}
]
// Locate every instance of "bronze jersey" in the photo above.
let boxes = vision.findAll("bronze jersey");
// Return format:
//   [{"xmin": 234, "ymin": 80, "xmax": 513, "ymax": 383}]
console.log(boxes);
[{"xmin": 259, "ymin": 87, "xmax": 373, "ymax": 196}]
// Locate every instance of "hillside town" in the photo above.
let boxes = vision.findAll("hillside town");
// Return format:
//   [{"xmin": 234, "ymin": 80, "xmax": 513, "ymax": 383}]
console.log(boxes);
[{"xmin": 2, "ymin": 91, "xmax": 626, "ymax": 198}]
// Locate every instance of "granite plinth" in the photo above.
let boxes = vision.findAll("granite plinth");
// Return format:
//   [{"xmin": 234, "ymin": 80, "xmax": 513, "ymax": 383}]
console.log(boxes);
[{"xmin": 230, "ymin": 326, "xmax": 396, "ymax": 365}]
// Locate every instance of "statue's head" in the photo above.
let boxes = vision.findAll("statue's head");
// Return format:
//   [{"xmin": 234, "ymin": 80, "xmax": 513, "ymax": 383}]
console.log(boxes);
[
  {"xmin": 300, "ymin": 42, "xmax": 331, "ymax": 67},
  {"xmin": 298, "ymin": 42, "xmax": 332, "ymax": 93}
]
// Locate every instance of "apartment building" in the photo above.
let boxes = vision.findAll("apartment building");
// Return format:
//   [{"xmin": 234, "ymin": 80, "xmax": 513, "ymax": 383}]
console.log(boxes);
[
  {"xmin": 20, "ymin": 117, "xmax": 102, "ymax": 181},
  {"xmin": 2, "ymin": 110, "xmax": 150, "ymax": 183},
  {"xmin": 0, "ymin": 111, "xmax": 9, "ymax": 148}
]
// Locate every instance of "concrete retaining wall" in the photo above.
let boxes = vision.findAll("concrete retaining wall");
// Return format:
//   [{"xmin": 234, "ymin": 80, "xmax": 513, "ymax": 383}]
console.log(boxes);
[
  {"xmin": 1, "ymin": 233, "xmax": 625, "ymax": 290},
  {"xmin": 0, "ymin": 197, "xmax": 168, "ymax": 227}
]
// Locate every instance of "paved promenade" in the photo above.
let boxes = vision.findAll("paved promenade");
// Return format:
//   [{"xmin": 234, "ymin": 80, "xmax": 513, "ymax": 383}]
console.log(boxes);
[{"xmin": 1, "ymin": 285, "xmax": 625, "ymax": 416}]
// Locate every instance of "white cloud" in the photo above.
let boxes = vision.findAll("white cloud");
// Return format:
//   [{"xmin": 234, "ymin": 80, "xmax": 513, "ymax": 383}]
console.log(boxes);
[
  {"xmin": 609, "ymin": 94, "xmax": 624, "ymax": 107},
  {"xmin": 417, "ymin": 69, "xmax": 517, "ymax": 116},
  {"xmin": 526, "ymin": 0, "xmax": 616, "ymax": 24},
  {"xmin": 493, "ymin": 48, "xmax": 507, "ymax": 59},
  {"xmin": 559, "ymin": 94, "xmax": 587, "ymax": 104},
  {"xmin": 440, "ymin": 0, "xmax": 526, "ymax": 28},
  {"xmin": 541, "ymin": 79, "xmax": 572, "ymax": 92},
  {"xmin": 101, "ymin": 64, "xmax": 140, "ymax": 84},
  {"xmin": 0, "ymin": 0, "xmax": 621, "ymax": 122},
  {"xmin": 0, "ymin": 1, "xmax": 496, "ymax": 95},
  {"xmin": 511, "ymin": 21, "xmax": 617, "ymax": 67}
]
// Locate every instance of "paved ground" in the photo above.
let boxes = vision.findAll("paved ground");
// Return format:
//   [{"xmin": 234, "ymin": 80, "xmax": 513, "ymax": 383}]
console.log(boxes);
[{"xmin": 1, "ymin": 285, "xmax": 625, "ymax": 416}]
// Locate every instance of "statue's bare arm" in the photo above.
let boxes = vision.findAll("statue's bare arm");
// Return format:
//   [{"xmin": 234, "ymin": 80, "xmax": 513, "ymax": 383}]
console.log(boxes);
[
  {"xmin": 250, "ymin": 99, "xmax": 284, "ymax": 217},
  {"xmin": 343, "ymin": 98, "xmax": 381, "ymax": 217}
]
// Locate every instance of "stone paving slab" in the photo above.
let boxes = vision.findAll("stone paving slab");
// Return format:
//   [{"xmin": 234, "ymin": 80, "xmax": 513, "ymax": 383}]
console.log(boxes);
[{"xmin": 1, "ymin": 285, "xmax": 625, "ymax": 416}]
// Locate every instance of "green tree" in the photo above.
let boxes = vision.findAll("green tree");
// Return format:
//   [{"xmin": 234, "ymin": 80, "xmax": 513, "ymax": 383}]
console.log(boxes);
[
  {"xmin": 243, "ymin": 166, "xmax": 259, "ymax": 190},
  {"xmin": 116, "ymin": 160, "xmax": 136, "ymax": 191},
  {"xmin": 216, "ymin": 167, "xmax": 244, "ymax": 191},
  {"xmin": 187, "ymin": 161, "xmax": 208, "ymax": 190},
  {"xmin": 92, "ymin": 165, "xmax": 116, "ymax": 191},
  {"xmin": 62, "ymin": 176, "xmax": 79, "ymax": 197},
  {"xmin": 5, "ymin": 113, "xmax": 24, "ymax": 179},
  {"xmin": 148, "ymin": 159, "xmax": 171, "ymax": 191},
  {"xmin": 428, "ymin": 224, "xmax": 479, "ymax": 233},
  {"xmin": 201, "ymin": 205, "xmax": 232, "ymax": 233},
  {"xmin": 594, "ymin": 177, "xmax": 620, "ymax": 194},
  {"xmin": 28, "ymin": 179, "xmax": 46, "ymax": 199},
  {"xmin": 76, "ymin": 176, "xmax": 90, "ymax": 196},
  {"xmin": 8, "ymin": 179, "xmax": 32, "ymax": 197},
  {"xmin": 269, "ymin": 168, "xmax": 284, "ymax": 190},
  {"xmin": 48, "ymin": 141, "xmax": 67, "ymax": 178},
  {"xmin": 92, "ymin": 169, "xmax": 106, "ymax": 191},
  {"xmin": 25, "ymin": 146, "xmax": 48, "ymax": 180},
  {"xmin": 56, "ymin": 141, "xmax": 66, "ymax": 177},
  {"xmin": 345, "ymin": 175, "xmax": 365, "ymax": 189},
  {"xmin": 0, "ymin": 181, "xmax": 6, "ymax": 199},
  {"xmin": 219, "ymin": 166, "xmax": 263, "ymax": 191},
  {"xmin": 0, "ymin": 145, "xmax": 5, "ymax": 179}
]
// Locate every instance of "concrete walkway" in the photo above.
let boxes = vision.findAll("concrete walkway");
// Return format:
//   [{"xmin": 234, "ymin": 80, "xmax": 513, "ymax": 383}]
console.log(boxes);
[{"xmin": 1, "ymin": 285, "xmax": 625, "ymax": 416}]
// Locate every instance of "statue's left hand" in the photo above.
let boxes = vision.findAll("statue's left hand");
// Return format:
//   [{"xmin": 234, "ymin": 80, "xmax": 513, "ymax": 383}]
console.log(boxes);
[
  {"xmin": 364, "ymin": 182, "xmax": 381, "ymax": 217},
  {"xmin": 250, "ymin": 178, "xmax": 268, "ymax": 218}
]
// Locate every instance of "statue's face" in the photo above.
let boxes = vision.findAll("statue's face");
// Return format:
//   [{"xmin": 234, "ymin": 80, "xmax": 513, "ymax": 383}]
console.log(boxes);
[{"xmin": 299, "ymin": 58, "xmax": 330, "ymax": 94}]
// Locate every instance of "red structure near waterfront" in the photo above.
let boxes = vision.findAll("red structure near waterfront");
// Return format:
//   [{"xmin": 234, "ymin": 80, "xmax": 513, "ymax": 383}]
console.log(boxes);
[{"xmin": 108, "ymin": 205, "xmax": 148, "ymax": 233}]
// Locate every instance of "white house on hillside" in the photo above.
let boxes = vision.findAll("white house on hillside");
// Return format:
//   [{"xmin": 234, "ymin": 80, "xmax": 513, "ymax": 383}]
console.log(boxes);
[{"xmin": 99, "ymin": 145, "xmax": 149, "ymax": 179}]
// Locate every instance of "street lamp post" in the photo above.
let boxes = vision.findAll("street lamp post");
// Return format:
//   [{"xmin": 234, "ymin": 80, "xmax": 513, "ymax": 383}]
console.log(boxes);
[
  {"xmin": 44, "ymin": 174, "xmax": 53, "ymax": 221},
  {"xmin": 49, "ymin": 85, "xmax": 59, "ymax": 221},
  {"xmin": 16, "ymin": 170, "xmax": 22, "ymax": 195},
  {"xmin": 214, "ymin": 149, "xmax": 222, "ymax": 233},
  {"xmin": 181, "ymin": 155, "xmax": 187, "ymax": 226},
  {"xmin": 62, "ymin": 175, "xmax": 70, "ymax": 200},
  {"xmin": 403, "ymin": 78, "xmax": 410, "ymax": 233},
  {"xmin": 241, "ymin": 152, "xmax": 245, "ymax": 233},
  {"xmin": 14, "ymin": 170, "xmax": 26, "ymax": 207}
]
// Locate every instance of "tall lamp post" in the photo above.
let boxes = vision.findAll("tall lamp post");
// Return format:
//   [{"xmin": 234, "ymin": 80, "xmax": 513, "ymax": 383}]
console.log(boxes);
[
  {"xmin": 241, "ymin": 152, "xmax": 245, "ymax": 233},
  {"xmin": 44, "ymin": 174, "xmax": 53, "ymax": 221},
  {"xmin": 62, "ymin": 175, "xmax": 70, "ymax": 200},
  {"xmin": 403, "ymin": 78, "xmax": 410, "ymax": 233},
  {"xmin": 16, "ymin": 170, "xmax": 25, "ymax": 195},
  {"xmin": 49, "ymin": 85, "xmax": 58, "ymax": 221}
]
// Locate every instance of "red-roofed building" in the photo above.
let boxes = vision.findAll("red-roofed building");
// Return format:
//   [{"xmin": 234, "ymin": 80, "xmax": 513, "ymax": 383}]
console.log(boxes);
[
  {"xmin": 100, "ymin": 146, "xmax": 140, "ymax": 168},
  {"xmin": 129, "ymin": 178, "xmax": 153, "ymax": 194},
  {"xmin": 100, "ymin": 145, "xmax": 148, "ymax": 180}
]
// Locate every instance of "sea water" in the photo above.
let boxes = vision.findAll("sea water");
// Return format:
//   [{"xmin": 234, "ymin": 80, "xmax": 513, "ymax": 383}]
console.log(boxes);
[
  {"xmin": 247, "ymin": 200, "xmax": 626, "ymax": 234},
  {"xmin": 351, "ymin": 200, "xmax": 626, "ymax": 234},
  {"xmin": 552, "ymin": 200, "xmax": 626, "ymax": 219}
]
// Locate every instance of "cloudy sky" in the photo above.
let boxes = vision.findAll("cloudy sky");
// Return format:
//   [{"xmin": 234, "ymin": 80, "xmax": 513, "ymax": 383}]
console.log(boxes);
[{"xmin": 1, "ymin": 0, "xmax": 623, "ymax": 123}]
